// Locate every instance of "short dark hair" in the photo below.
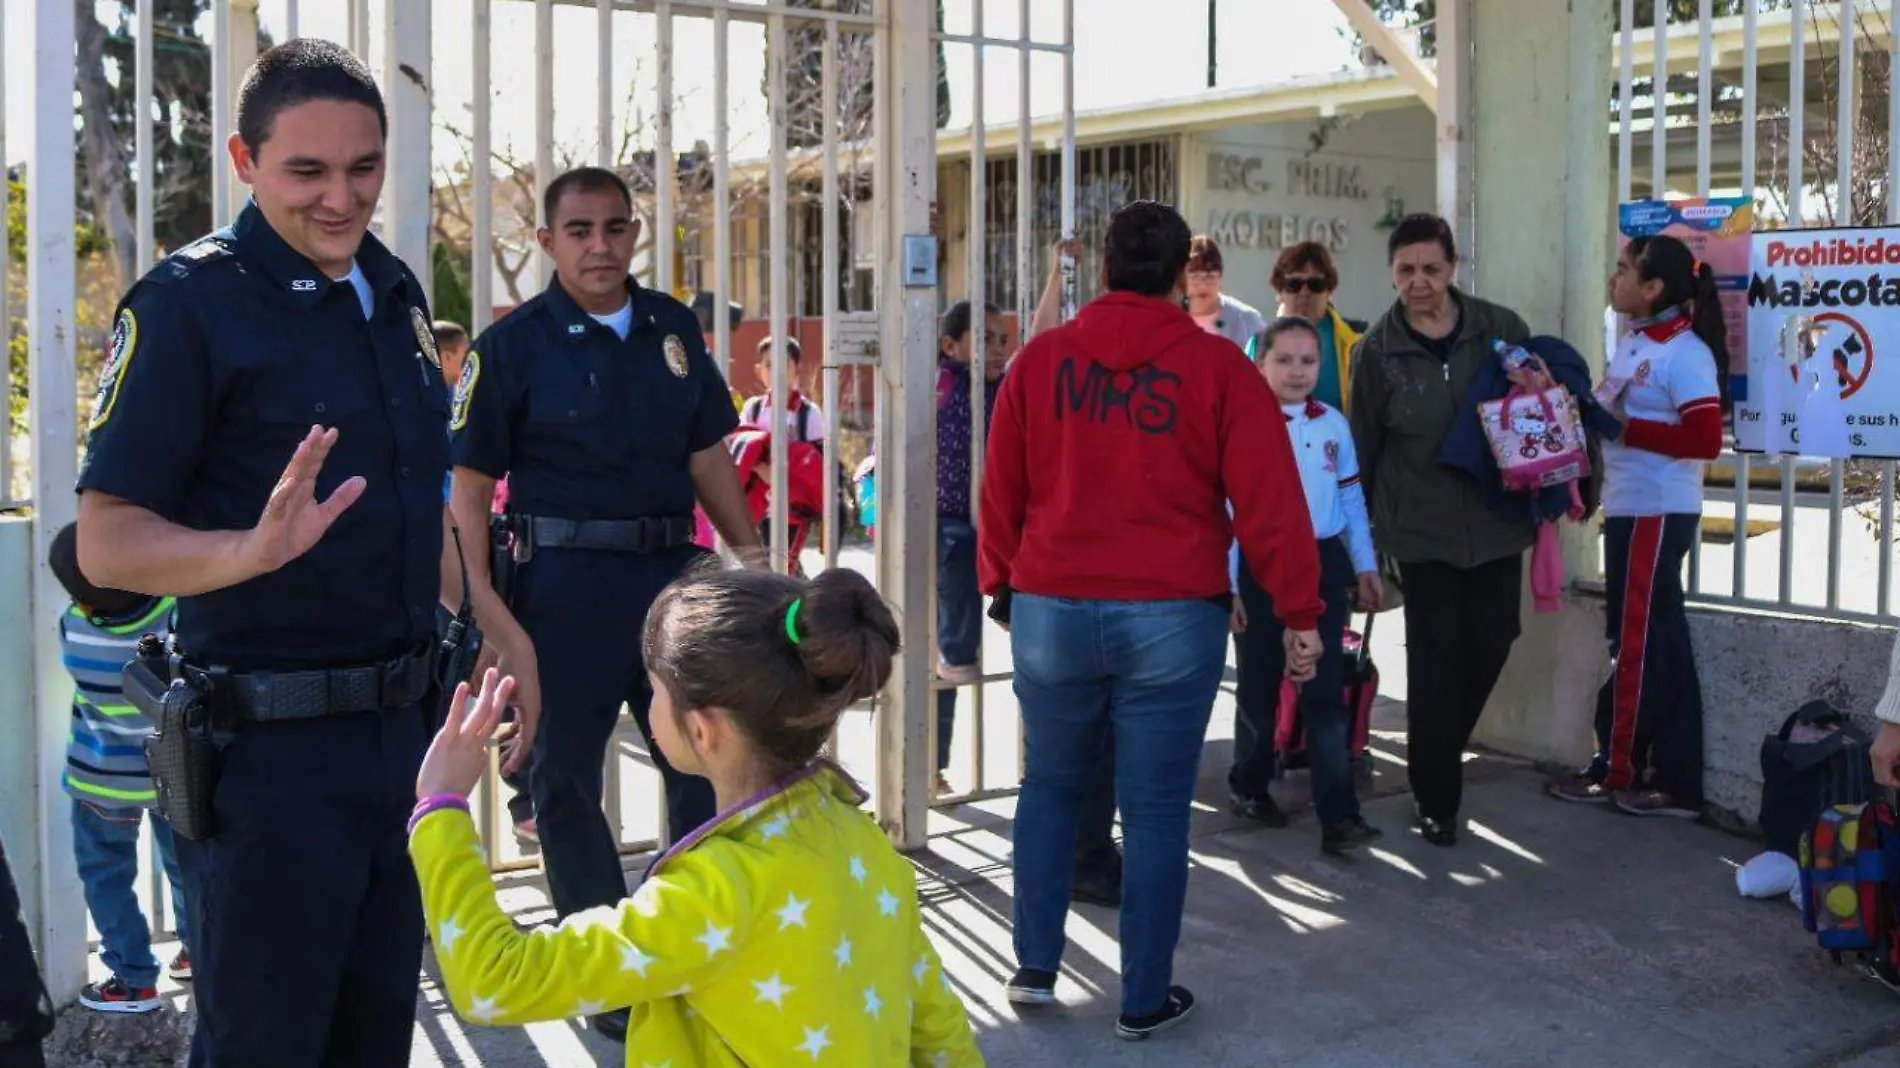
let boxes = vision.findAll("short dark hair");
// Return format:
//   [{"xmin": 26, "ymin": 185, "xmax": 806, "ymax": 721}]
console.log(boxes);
[
  {"xmin": 940, "ymin": 300, "xmax": 1002, "ymax": 343},
  {"xmin": 49, "ymin": 523, "xmax": 144, "ymax": 618},
  {"xmin": 543, "ymin": 167, "xmax": 634, "ymax": 228},
  {"xmin": 1103, "ymin": 200, "xmax": 1193, "ymax": 298},
  {"xmin": 236, "ymin": 39, "xmax": 386, "ymax": 155},
  {"xmin": 1259, "ymin": 316, "xmax": 1322, "ymax": 357},
  {"xmin": 432, "ymin": 321, "xmax": 469, "ymax": 349},
  {"xmin": 1187, "ymin": 235, "xmax": 1224, "ymax": 275},
  {"xmin": 1272, "ymin": 242, "xmax": 1339, "ymax": 292},
  {"xmin": 643, "ymin": 566, "xmax": 899, "ymax": 780},
  {"xmin": 757, "ymin": 336, "xmax": 803, "ymax": 363},
  {"xmin": 1386, "ymin": 212, "xmax": 1458, "ymax": 264}
]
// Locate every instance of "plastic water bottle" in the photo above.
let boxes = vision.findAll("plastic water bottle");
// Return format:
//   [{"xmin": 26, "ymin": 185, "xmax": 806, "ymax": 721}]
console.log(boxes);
[{"xmin": 1493, "ymin": 338, "xmax": 1535, "ymax": 373}]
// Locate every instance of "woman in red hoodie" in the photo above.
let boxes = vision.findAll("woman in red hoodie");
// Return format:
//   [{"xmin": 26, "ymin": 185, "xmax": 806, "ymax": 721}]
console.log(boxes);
[{"xmin": 979, "ymin": 200, "xmax": 1325, "ymax": 1040}]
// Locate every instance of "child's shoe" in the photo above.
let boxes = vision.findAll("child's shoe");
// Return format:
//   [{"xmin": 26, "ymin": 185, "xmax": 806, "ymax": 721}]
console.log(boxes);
[
  {"xmin": 1612, "ymin": 789, "xmax": 1700, "ymax": 819},
  {"xmin": 1004, "ymin": 967, "xmax": 1058, "ymax": 1006},
  {"xmin": 167, "ymin": 949, "xmax": 192, "ymax": 982},
  {"xmin": 79, "ymin": 976, "xmax": 161, "ymax": 1014}
]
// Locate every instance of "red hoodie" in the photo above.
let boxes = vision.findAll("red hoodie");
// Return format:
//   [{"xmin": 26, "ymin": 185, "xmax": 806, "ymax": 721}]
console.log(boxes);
[{"xmin": 978, "ymin": 291, "xmax": 1324, "ymax": 630}]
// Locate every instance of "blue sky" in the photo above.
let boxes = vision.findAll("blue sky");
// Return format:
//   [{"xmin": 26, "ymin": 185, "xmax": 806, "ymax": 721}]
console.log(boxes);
[{"xmin": 6, "ymin": 0, "xmax": 1357, "ymax": 169}]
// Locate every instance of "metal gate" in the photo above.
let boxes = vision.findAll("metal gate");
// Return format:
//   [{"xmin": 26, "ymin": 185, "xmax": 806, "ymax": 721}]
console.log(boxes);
[
  {"xmin": 1614, "ymin": 0, "xmax": 1899, "ymax": 622},
  {"xmin": 7, "ymin": 0, "xmax": 1081, "ymax": 993}
]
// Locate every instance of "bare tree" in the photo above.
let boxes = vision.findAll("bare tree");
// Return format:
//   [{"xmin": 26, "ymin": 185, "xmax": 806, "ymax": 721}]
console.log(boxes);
[{"xmin": 76, "ymin": 0, "xmax": 137, "ymax": 290}]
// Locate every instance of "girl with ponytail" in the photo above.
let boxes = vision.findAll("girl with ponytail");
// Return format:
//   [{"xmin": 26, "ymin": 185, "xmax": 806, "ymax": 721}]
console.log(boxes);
[{"xmin": 1548, "ymin": 233, "xmax": 1721, "ymax": 820}]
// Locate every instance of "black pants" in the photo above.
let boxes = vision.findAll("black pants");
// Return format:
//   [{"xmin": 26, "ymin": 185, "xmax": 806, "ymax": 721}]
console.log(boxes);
[
  {"xmin": 1231, "ymin": 537, "xmax": 1360, "ymax": 827},
  {"xmin": 516, "ymin": 544, "xmax": 715, "ymax": 918},
  {"xmin": 178, "ymin": 703, "xmax": 428, "ymax": 1067},
  {"xmin": 1587, "ymin": 514, "xmax": 1705, "ymax": 801},
  {"xmin": 1073, "ymin": 733, "xmax": 1122, "ymax": 880},
  {"xmin": 0, "ymin": 835, "xmax": 50, "ymax": 1068},
  {"xmin": 1400, "ymin": 553, "xmax": 1523, "ymax": 824}
]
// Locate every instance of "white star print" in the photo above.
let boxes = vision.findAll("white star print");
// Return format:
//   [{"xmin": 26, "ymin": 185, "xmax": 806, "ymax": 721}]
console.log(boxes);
[
  {"xmin": 833, "ymin": 936, "xmax": 853, "ymax": 969},
  {"xmin": 934, "ymin": 1053, "xmax": 951, "ymax": 1068},
  {"xmin": 467, "ymin": 994, "xmax": 502, "ymax": 1024},
  {"xmin": 776, "ymin": 893, "xmax": 811, "ymax": 930},
  {"xmin": 862, "ymin": 985, "xmax": 882, "ymax": 1019},
  {"xmin": 913, "ymin": 953, "xmax": 929, "ymax": 985},
  {"xmin": 621, "ymin": 944, "xmax": 655, "ymax": 977},
  {"xmin": 752, "ymin": 972, "xmax": 795, "ymax": 1009},
  {"xmin": 574, "ymin": 998, "xmax": 604, "ymax": 1017},
  {"xmin": 630, "ymin": 879, "xmax": 663, "ymax": 918},
  {"xmin": 876, "ymin": 888, "xmax": 898, "ymax": 916},
  {"xmin": 848, "ymin": 856, "xmax": 868, "ymax": 885},
  {"xmin": 436, "ymin": 919, "xmax": 465, "ymax": 954},
  {"xmin": 797, "ymin": 1024, "xmax": 832, "ymax": 1061},
  {"xmin": 761, "ymin": 814, "xmax": 790, "ymax": 840},
  {"xmin": 696, "ymin": 922, "xmax": 733, "ymax": 958}
]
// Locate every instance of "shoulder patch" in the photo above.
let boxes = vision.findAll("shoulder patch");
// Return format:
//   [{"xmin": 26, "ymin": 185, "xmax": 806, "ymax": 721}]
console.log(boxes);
[
  {"xmin": 89, "ymin": 309, "xmax": 139, "ymax": 431},
  {"xmin": 150, "ymin": 237, "xmax": 233, "ymax": 287},
  {"xmin": 450, "ymin": 349, "xmax": 482, "ymax": 432}
]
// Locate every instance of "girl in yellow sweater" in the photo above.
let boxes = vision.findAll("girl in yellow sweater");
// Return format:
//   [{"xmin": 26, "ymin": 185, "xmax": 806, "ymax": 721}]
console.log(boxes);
[{"xmin": 408, "ymin": 567, "xmax": 985, "ymax": 1066}]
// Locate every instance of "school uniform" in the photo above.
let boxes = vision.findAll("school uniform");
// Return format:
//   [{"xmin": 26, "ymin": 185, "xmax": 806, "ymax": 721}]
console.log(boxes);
[
  {"xmin": 1586, "ymin": 310, "xmax": 1722, "ymax": 805},
  {"xmin": 1229, "ymin": 400, "xmax": 1376, "ymax": 831}
]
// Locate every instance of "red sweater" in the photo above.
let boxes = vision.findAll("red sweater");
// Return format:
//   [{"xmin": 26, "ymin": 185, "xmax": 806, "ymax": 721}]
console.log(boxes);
[{"xmin": 977, "ymin": 292, "xmax": 1324, "ymax": 630}]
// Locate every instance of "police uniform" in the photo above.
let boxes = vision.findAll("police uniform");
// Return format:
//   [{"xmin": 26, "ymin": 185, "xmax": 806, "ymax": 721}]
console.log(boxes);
[
  {"xmin": 451, "ymin": 275, "xmax": 737, "ymax": 918},
  {"xmin": 78, "ymin": 201, "xmax": 446, "ymax": 1067}
]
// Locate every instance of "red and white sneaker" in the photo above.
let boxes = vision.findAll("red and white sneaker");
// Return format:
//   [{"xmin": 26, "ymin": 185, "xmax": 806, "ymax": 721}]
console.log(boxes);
[
  {"xmin": 168, "ymin": 950, "xmax": 192, "ymax": 982},
  {"xmin": 79, "ymin": 976, "xmax": 162, "ymax": 1014}
]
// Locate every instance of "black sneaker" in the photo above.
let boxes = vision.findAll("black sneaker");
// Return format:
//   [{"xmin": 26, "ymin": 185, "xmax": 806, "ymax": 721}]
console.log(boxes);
[
  {"xmin": 1116, "ymin": 985, "xmax": 1197, "ymax": 1041},
  {"xmin": 79, "ymin": 976, "xmax": 161, "ymax": 1014},
  {"xmin": 1321, "ymin": 816, "xmax": 1384, "ymax": 855},
  {"xmin": 1005, "ymin": 967, "xmax": 1058, "ymax": 1006},
  {"xmin": 590, "ymin": 1008, "xmax": 630, "ymax": 1043},
  {"xmin": 1069, "ymin": 871, "xmax": 1122, "ymax": 908},
  {"xmin": 1413, "ymin": 815, "xmax": 1458, "ymax": 847},
  {"xmin": 1230, "ymin": 792, "xmax": 1289, "ymax": 828}
]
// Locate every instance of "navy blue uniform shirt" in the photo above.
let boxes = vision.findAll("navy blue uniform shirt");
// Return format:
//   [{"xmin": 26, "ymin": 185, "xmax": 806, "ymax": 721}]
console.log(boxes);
[
  {"xmin": 78, "ymin": 200, "xmax": 448, "ymax": 671},
  {"xmin": 450, "ymin": 276, "xmax": 738, "ymax": 520}
]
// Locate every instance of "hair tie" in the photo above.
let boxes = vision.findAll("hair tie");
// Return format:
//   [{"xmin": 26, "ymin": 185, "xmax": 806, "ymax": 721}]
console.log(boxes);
[{"xmin": 784, "ymin": 598, "xmax": 803, "ymax": 646}]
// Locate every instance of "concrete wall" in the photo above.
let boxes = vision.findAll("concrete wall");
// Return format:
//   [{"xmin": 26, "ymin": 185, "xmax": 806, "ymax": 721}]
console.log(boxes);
[
  {"xmin": 0, "ymin": 517, "xmax": 43, "ymax": 942},
  {"xmin": 1476, "ymin": 588, "xmax": 1897, "ymax": 825},
  {"xmin": 1179, "ymin": 107, "xmax": 1437, "ymax": 325}
]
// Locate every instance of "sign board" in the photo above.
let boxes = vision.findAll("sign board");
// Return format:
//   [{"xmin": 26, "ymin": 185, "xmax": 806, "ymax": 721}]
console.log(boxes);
[
  {"xmin": 1617, "ymin": 197, "xmax": 1753, "ymax": 391},
  {"xmin": 1739, "ymin": 226, "xmax": 1900, "ymax": 457}
]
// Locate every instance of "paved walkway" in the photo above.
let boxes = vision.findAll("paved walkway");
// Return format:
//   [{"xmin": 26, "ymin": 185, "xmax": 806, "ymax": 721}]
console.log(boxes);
[{"xmin": 382, "ymin": 697, "xmax": 1899, "ymax": 1067}]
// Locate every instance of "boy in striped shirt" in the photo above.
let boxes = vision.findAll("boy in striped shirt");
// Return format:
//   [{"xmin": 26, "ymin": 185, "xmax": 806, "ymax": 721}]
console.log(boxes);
[{"xmin": 50, "ymin": 523, "xmax": 190, "ymax": 1013}]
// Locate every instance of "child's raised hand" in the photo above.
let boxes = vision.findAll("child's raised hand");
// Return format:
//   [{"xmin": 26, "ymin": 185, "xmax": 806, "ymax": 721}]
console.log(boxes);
[{"xmin": 418, "ymin": 668, "xmax": 517, "ymax": 801}]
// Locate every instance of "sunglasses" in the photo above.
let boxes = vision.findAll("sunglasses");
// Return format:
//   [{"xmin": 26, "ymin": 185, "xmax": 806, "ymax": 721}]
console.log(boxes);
[{"xmin": 1279, "ymin": 277, "xmax": 1330, "ymax": 295}]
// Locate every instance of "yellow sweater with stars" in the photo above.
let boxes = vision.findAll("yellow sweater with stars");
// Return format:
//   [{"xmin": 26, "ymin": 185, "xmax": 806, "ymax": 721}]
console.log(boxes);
[{"xmin": 409, "ymin": 765, "xmax": 984, "ymax": 1067}]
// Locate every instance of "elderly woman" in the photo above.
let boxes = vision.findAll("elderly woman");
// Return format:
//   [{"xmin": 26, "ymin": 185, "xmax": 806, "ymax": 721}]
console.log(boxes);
[
  {"xmin": 1348, "ymin": 213, "xmax": 1534, "ymax": 848},
  {"xmin": 1271, "ymin": 241, "xmax": 1364, "ymax": 411},
  {"xmin": 1184, "ymin": 235, "xmax": 1270, "ymax": 354}
]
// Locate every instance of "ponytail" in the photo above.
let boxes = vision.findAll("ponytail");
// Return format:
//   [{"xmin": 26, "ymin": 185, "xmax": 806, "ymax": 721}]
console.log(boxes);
[{"xmin": 1629, "ymin": 233, "xmax": 1732, "ymax": 413}]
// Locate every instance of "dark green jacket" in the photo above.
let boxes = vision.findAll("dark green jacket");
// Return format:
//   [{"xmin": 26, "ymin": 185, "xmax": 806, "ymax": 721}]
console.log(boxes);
[{"xmin": 1348, "ymin": 290, "xmax": 1536, "ymax": 569}]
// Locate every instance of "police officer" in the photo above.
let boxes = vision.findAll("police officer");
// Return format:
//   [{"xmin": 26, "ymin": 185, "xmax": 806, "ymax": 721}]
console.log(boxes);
[
  {"xmin": 75, "ymin": 40, "xmax": 467, "ymax": 1066},
  {"xmin": 446, "ymin": 166, "xmax": 763, "ymax": 1038}
]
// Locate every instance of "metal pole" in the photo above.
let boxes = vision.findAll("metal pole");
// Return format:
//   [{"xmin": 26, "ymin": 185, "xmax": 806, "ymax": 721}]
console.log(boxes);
[
  {"xmin": 536, "ymin": 0, "xmax": 555, "ymax": 290},
  {"xmin": 1829, "ymin": 2, "xmax": 1855, "ymax": 610},
  {"xmin": 599, "ymin": 0, "xmax": 615, "ymax": 168},
  {"xmin": 714, "ymin": 4, "xmax": 733, "ymax": 384},
  {"xmin": 768, "ymin": 11, "xmax": 791, "ymax": 573},
  {"xmin": 1782, "ymin": 0, "xmax": 1805, "ymax": 606},
  {"xmin": 384, "ymin": 0, "xmax": 433, "ymax": 295},
  {"xmin": 0, "ymin": 0, "xmax": 9, "ymax": 502},
  {"xmin": 964, "ymin": 0, "xmax": 988, "ymax": 797},
  {"xmin": 1651, "ymin": 0, "xmax": 1667, "ymax": 197},
  {"xmin": 657, "ymin": 1, "xmax": 676, "ymax": 296},
  {"xmin": 821, "ymin": 4, "xmax": 842, "ymax": 569},
  {"xmin": 27, "ymin": 0, "xmax": 86, "ymax": 1002},
  {"xmin": 285, "ymin": 0, "xmax": 298, "ymax": 40},
  {"xmin": 136, "ymin": 0, "xmax": 155, "ymax": 269},
  {"xmin": 351, "ymin": 0, "xmax": 369, "ymax": 60},
  {"xmin": 1017, "ymin": 0, "xmax": 1034, "ymax": 338},
  {"xmin": 1060, "ymin": 0, "xmax": 1076, "ymax": 318},
  {"xmin": 1736, "ymin": 0, "xmax": 1758, "ymax": 601},
  {"xmin": 1886, "ymin": 0, "xmax": 1899, "ymax": 616},
  {"xmin": 1618, "ymin": 0, "xmax": 1634, "ymax": 202},
  {"xmin": 212, "ymin": 0, "xmax": 231, "ymax": 228},
  {"xmin": 473, "ymin": 0, "xmax": 494, "ymax": 332}
]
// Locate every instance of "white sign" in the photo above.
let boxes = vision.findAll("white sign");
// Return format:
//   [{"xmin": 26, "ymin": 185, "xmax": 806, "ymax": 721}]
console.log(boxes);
[{"xmin": 1739, "ymin": 226, "xmax": 1900, "ymax": 458}]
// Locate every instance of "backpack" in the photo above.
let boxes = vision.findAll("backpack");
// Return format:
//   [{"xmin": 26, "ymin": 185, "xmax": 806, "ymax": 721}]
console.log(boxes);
[
  {"xmin": 1760, "ymin": 700, "xmax": 1878, "ymax": 857},
  {"xmin": 1797, "ymin": 800, "xmax": 1900, "ymax": 992},
  {"xmin": 745, "ymin": 397, "xmax": 857, "ymax": 538},
  {"xmin": 1275, "ymin": 611, "xmax": 1378, "ymax": 781}
]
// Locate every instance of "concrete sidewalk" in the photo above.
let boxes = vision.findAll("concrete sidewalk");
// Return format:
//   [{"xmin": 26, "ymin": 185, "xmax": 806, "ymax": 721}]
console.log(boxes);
[{"xmin": 400, "ymin": 726, "xmax": 1900, "ymax": 1067}]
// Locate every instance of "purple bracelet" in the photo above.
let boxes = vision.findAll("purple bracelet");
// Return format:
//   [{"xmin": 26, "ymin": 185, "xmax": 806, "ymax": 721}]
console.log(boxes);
[{"xmin": 408, "ymin": 794, "xmax": 471, "ymax": 836}]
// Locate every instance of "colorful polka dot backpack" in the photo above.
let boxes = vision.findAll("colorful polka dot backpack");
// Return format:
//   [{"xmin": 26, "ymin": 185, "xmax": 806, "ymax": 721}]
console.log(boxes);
[{"xmin": 1798, "ymin": 800, "xmax": 1900, "ymax": 993}]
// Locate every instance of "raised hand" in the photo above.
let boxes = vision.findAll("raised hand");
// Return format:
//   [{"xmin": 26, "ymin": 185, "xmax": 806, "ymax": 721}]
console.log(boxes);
[
  {"xmin": 240, "ymin": 425, "xmax": 366, "ymax": 577},
  {"xmin": 418, "ymin": 668, "xmax": 518, "ymax": 800}
]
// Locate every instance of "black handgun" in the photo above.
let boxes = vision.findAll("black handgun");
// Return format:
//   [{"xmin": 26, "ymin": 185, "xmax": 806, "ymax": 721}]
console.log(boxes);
[{"xmin": 128, "ymin": 636, "xmax": 220, "ymax": 841}]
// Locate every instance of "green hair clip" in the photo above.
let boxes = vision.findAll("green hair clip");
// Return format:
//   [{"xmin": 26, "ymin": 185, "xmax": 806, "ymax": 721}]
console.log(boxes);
[{"xmin": 785, "ymin": 598, "xmax": 803, "ymax": 646}]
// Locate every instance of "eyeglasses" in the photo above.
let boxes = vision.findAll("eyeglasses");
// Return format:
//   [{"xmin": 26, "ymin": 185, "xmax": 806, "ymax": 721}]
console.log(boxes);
[{"xmin": 1278, "ymin": 277, "xmax": 1330, "ymax": 295}]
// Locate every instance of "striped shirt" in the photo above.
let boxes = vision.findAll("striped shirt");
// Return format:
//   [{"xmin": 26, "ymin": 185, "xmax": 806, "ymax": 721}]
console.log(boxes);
[{"xmin": 61, "ymin": 597, "xmax": 175, "ymax": 810}]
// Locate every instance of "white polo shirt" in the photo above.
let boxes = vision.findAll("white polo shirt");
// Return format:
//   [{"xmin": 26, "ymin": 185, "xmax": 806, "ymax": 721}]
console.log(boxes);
[
  {"xmin": 1230, "ymin": 399, "xmax": 1377, "ymax": 588},
  {"xmin": 1600, "ymin": 315, "xmax": 1721, "ymax": 517}
]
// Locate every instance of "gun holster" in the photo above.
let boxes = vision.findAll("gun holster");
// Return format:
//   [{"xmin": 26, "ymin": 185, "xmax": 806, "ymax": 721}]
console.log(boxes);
[
  {"xmin": 127, "ymin": 637, "xmax": 221, "ymax": 842},
  {"xmin": 490, "ymin": 513, "xmax": 526, "ymax": 607}
]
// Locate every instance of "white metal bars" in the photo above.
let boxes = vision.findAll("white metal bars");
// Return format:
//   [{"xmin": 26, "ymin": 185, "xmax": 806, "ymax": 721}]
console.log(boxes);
[
  {"xmin": 766, "ymin": 10, "xmax": 791, "ymax": 573},
  {"xmin": 473, "ymin": 0, "xmax": 494, "ymax": 333},
  {"xmin": 820, "ymin": 1, "xmax": 842, "ymax": 570}
]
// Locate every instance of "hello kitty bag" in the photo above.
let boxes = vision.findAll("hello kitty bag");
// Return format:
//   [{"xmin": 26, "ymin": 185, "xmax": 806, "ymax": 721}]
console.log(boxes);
[{"xmin": 1478, "ymin": 380, "xmax": 1590, "ymax": 493}]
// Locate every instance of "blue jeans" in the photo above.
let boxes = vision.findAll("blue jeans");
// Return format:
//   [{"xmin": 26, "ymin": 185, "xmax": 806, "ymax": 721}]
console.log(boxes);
[
  {"xmin": 935, "ymin": 516, "xmax": 982, "ymax": 772},
  {"xmin": 72, "ymin": 801, "xmax": 190, "ymax": 989},
  {"xmin": 1011, "ymin": 593, "xmax": 1228, "ymax": 1017}
]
